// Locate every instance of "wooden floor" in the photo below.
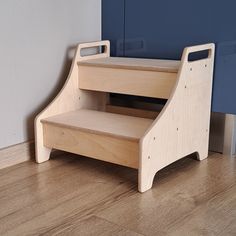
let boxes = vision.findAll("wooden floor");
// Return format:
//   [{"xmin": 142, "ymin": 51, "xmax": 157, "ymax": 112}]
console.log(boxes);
[{"xmin": 0, "ymin": 152, "xmax": 236, "ymax": 236}]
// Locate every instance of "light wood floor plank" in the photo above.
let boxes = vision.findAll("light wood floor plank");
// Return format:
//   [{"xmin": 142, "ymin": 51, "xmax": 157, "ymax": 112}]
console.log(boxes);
[
  {"xmin": 0, "ymin": 152, "xmax": 73, "ymax": 189},
  {"xmin": 0, "ymin": 156, "xmax": 137, "ymax": 235},
  {"xmin": 43, "ymin": 216, "xmax": 143, "ymax": 236},
  {"xmin": 166, "ymin": 184, "xmax": 236, "ymax": 236},
  {"xmin": 96, "ymin": 153, "xmax": 236, "ymax": 236},
  {"xmin": 0, "ymin": 153, "xmax": 235, "ymax": 235}
]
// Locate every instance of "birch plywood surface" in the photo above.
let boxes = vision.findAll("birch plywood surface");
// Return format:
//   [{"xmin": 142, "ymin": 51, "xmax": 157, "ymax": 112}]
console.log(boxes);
[
  {"xmin": 43, "ymin": 123, "xmax": 140, "ymax": 169},
  {"xmin": 35, "ymin": 40, "xmax": 215, "ymax": 193},
  {"xmin": 138, "ymin": 43, "xmax": 215, "ymax": 192},
  {"xmin": 42, "ymin": 109, "xmax": 153, "ymax": 141},
  {"xmin": 78, "ymin": 57, "xmax": 180, "ymax": 73},
  {"xmin": 79, "ymin": 67, "xmax": 177, "ymax": 99},
  {"xmin": 35, "ymin": 41, "xmax": 110, "ymax": 163}
]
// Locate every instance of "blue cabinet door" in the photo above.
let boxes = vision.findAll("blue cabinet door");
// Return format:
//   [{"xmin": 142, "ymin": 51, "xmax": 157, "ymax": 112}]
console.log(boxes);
[
  {"xmin": 102, "ymin": 0, "xmax": 125, "ymax": 56},
  {"xmin": 212, "ymin": 41, "xmax": 236, "ymax": 114},
  {"xmin": 102, "ymin": 0, "xmax": 236, "ymax": 114}
]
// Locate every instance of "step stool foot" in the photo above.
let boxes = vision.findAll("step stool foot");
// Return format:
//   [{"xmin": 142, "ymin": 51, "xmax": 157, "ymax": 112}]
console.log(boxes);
[
  {"xmin": 196, "ymin": 150, "xmax": 209, "ymax": 161},
  {"xmin": 138, "ymin": 170, "xmax": 156, "ymax": 193},
  {"xmin": 35, "ymin": 146, "xmax": 52, "ymax": 164}
]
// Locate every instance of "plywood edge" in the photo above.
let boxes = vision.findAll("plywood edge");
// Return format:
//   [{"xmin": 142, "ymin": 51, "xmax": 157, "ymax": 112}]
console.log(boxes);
[
  {"xmin": 35, "ymin": 41, "xmax": 110, "ymax": 163},
  {"xmin": 41, "ymin": 121, "xmax": 141, "ymax": 143},
  {"xmin": 34, "ymin": 44, "xmax": 80, "ymax": 163},
  {"xmin": 78, "ymin": 58, "xmax": 179, "ymax": 73}
]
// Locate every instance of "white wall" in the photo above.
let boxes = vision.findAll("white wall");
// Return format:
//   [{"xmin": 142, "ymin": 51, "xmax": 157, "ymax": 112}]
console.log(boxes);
[{"xmin": 0, "ymin": 0, "xmax": 101, "ymax": 149}]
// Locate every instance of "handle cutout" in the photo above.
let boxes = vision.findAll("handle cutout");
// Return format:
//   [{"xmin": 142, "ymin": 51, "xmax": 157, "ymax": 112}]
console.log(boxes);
[
  {"xmin": 188, "ymin": 49, "xmax": 211, "ymax": 62},
  {"xmin": 80, "ymin": 45, "xmax": 108, "ymax": 58}
]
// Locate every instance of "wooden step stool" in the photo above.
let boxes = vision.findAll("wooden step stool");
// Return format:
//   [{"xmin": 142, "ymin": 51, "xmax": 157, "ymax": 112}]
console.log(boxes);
[{"xmin": 35, "ymin": 41, "xmax": 215, "ymax": 192}]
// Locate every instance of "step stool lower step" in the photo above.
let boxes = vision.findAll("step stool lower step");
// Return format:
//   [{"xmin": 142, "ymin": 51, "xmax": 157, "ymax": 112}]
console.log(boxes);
[{"xmin": 41, "ymin": 109, "xmax": 154, "ymax": 168}]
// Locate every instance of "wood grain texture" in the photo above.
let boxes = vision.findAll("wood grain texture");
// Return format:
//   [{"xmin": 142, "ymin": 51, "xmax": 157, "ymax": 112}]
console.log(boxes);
[
  {"xmin": 139, "ymin": 43, "xmax": 215, "ymax": 192},
  {"xmin": 35, "ymin": 41, "xmax": 109, "ymax": 163},
  {"xmin": 42, "ymin": 109, "xmax": 153, "ymax": 141},
  {"xmin": 79, "ymin": 66, "xmax": 177, "ymax": 99},
  {"xmin": 0, "ymin": 153, "xmax": 235, "ymax": 236},
  {"xmin": 43, "ymin": 123, "xmax": 139, "ymax": 169},
  {"xmin": 43, "ymin": 216, "xmax": 143, "ymax": 236},
  {"xmin": 35, "ymin": 41, "xmax": 215, "ymax": 193},
  {"xmin": 96, "ymin": 153, "xmax": 236, "ymax": 236},
  {"xmin": 78, "ymin": 57, "xmax": 180, "ymax": 73}
]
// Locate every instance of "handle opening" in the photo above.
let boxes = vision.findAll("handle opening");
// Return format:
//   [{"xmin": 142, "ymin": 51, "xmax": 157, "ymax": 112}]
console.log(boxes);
[
  {"xmin": 183, "ymin": 43, "xmax": 215, "ymax": 63},
  {"xmin": 78, "ymin": 41, "xmax": 110, "ymax": 61},
  {"xmin": 80, "ymin": 45, "xmax": 108, "ymax": 58},
  {"xmin": 188, "ymin": 49, "xmax": 212, "ymax": 62}
]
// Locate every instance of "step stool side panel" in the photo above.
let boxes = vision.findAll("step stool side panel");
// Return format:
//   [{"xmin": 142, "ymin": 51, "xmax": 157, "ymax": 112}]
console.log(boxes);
[
  {"xmin": 35, "ymin": 41, "xmax": 110, "ymax": 163},
  {"xmin": 139, "ymin": 43, "xmax": 215, "ymax": 192}
]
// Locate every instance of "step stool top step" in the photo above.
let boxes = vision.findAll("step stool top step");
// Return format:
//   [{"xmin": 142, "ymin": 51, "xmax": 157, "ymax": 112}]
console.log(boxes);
[
  {"xmin": 42, "ymin": 109, "xmax": 154, "ymax": 141},
  {"xmin": 78, "ymin": 57, "xmax": 180, "ymax": 73}
]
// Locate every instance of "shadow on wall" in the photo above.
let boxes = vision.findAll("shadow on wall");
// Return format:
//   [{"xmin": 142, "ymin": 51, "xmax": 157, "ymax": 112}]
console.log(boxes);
[{"xmin": 25, "ymin": 45, "xmax": 78, "ymax": 142}]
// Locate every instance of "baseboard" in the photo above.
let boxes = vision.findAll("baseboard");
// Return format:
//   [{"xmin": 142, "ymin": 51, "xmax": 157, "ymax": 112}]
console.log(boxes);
[
  {"xmin": 209, "ymin": 112, "xmax": 236, "ymax": 155},
  {"xmin": 0, "ymin": 141, "xmax": 35, "ymax": 170},
  {"xmin": 209, "ymin": 112, "xmax": 224, "ymax": 153}
]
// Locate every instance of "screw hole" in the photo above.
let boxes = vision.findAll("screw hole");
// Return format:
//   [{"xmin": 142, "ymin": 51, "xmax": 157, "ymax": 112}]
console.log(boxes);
[
  {"xmin": 153, "ymin": 137, "xmax": 156, "ymax": 141},
  {"xmin": 190, "ymin": 68, "xmax": 193, "ymax": 71},
  {"xmin": 205, "ymin": 64, "xmax": 207, "ymax": 67},
  {"xmin": 177, "ymin": 128, "xmax": 179, "ymax": 131},
  {"xmin": 148, "ymin": 156, "xmax": 151, "ymax": 159}
]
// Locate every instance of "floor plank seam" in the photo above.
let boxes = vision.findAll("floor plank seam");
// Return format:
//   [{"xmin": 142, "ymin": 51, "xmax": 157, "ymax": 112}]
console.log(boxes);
[
  {"xmin": 37, "ymin": 187, "xmax": 138, "ymax": 235},
  {"xmin": 94, "ymin": 215, "xmax": 146, "ymax": 236},
  {"xmin": 164, "ymin": 182, "xmax": 236, "ymax": 232}
]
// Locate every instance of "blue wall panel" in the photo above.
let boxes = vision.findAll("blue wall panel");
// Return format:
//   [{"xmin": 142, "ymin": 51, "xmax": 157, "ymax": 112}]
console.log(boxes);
[
  {"xmin": 102, "ymin": 0, "xmax": 125, "ymax": 56},
  {"xmin": 102, "ymin": 0, "xmax": 236, "ymax": 114},
  {"xmin": 212, "ymin": 41, "xmax": 236, "ymax": 114}
]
